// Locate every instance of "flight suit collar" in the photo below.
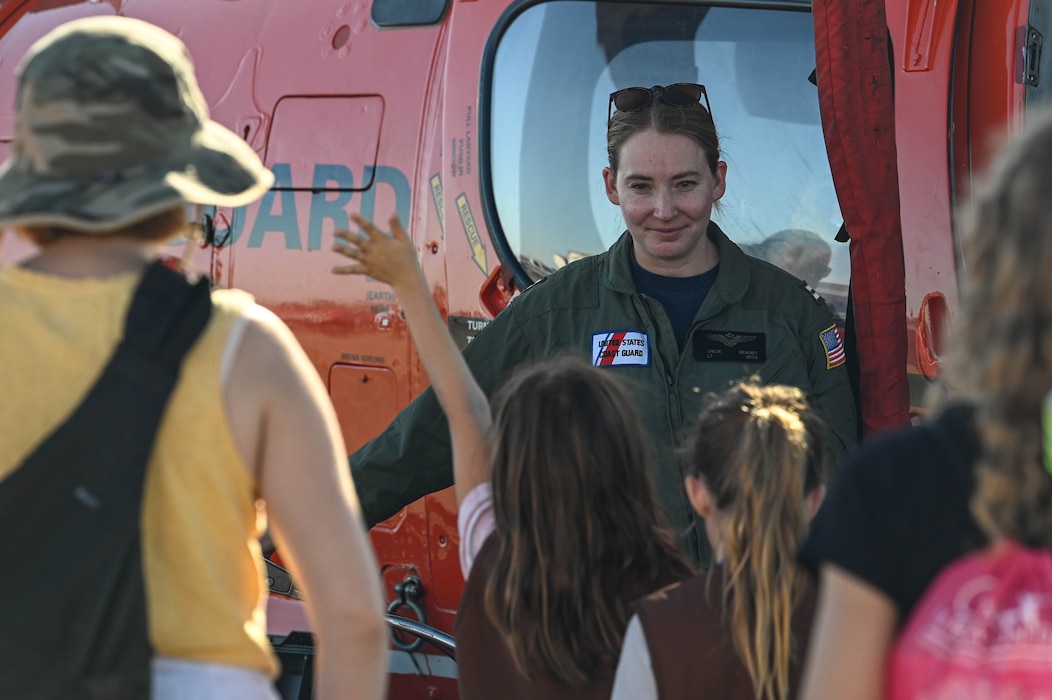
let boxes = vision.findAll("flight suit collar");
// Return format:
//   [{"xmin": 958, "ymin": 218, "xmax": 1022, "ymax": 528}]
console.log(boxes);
[{"xmin": 604, "ymin": 221, "xmax": 752, "ymax": 309}]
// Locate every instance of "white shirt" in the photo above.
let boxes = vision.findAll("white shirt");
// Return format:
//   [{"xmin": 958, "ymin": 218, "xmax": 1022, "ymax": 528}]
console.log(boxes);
[{"xmin": 610, "ymin": 614, "xmax": 658, "ymax": 700}]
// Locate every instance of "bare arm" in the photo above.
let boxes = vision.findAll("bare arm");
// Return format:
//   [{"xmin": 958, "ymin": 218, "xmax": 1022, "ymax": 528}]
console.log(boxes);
[
  {"xmin": 332, "ymin": 214, "xmax": 492, "ymax": 505},
  {"xmin": 226, "ymin": 308, "xmax": 387, "ymax": 700},
  {"xmin": 799, "ymin": 564, "xmax": 898, "ymax": 700}
]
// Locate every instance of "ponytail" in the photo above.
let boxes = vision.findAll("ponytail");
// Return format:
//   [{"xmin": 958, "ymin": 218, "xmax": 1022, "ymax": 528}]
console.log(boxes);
[{"xmin": 691, "ymin": 382, "xmax": 828, "ymax": 700}]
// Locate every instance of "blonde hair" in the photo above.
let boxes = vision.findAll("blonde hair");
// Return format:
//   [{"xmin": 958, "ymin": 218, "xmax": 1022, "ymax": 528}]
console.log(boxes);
[
  {"xmin": 944, "ymin": 110, "xmax": 1052, "ymax": 547},
  {"xmin": 484, "ymin": 355, "xmax": 693, "ymax": 685},
  {"xmin": 690, "ymin": 381, "xmax": 829, "ymax": 700}
]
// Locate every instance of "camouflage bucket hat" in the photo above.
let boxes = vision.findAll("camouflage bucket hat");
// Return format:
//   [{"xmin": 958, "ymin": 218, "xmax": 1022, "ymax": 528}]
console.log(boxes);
[{"xmin": 0, "ymin": 16, "xmax": 274, "ymax": 233}]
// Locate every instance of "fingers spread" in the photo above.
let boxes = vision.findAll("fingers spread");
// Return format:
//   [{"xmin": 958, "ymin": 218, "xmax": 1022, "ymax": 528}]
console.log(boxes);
[
  {"xmin": 331, "ymin": 241, "xmax": 360, "ymax": 259},
  {"xmin": 350, "ymin": 213, "xmax": 384, "ymax": 241},
  {"xmin": 390, "ymin": 215, "xmax": 410, "ymax": 242},
  {"xmin": 333, "ymin": 214, "xmax": 414, "ymax": 285}
]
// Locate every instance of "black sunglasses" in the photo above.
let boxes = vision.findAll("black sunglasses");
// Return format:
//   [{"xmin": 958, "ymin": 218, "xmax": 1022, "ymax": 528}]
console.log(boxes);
[{"xmin": 607, "ymin": 83, "xmax": 711, "ymax": 122}]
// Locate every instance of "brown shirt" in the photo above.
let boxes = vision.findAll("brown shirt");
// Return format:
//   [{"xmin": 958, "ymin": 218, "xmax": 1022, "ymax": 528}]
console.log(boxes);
[
  {"xmin": 633, "ymin": 568, "xmax": 816, "ymax": 700},
  {"xmin": 456, "ymin": 535, "xmax": 687, "ymax": 700}
]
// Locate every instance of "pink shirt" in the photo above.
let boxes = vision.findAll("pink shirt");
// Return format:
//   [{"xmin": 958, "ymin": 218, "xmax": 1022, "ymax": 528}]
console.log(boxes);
[{"xmin": 458, "ymin": 482, "xmax": 495, "ymax": 578}]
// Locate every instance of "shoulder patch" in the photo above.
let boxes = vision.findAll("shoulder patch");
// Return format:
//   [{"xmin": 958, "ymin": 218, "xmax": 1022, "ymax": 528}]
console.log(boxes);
[
  {"xmin": 800, "ymin": 280, "xmax": 826, "ymax": 305},
  {"xmin": 819, "ymin": 324, "xmax": 846, "ymax": 369}
]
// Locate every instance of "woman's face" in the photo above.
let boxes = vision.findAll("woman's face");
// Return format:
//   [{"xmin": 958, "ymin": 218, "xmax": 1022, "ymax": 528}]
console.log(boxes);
[{"xmin": 603, "ymin": 129, "xmax": 726, "ymax": 277}]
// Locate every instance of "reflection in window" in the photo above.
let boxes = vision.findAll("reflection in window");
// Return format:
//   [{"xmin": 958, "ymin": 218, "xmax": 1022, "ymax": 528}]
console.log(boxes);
[{"xmin": 488, "ymin": 1, "xmax": 847, "ymax": 319}]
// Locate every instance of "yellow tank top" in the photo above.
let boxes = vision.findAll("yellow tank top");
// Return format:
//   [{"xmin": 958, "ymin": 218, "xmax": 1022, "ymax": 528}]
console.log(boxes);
[{"xmin": 0, "ymin": 264, "xmax": 278, "ymax": 676}]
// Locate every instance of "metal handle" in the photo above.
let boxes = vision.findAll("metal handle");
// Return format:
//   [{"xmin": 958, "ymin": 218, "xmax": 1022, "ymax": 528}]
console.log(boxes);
[{"xmin": 387, "ymin": 574, "xmax": 427, "ymax": 652}]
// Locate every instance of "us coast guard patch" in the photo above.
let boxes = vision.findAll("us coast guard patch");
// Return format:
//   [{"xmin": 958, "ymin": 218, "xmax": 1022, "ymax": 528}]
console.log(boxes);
[{"xmin": 592, "ymin": 331, "xmax": 650, "ymax": 367}]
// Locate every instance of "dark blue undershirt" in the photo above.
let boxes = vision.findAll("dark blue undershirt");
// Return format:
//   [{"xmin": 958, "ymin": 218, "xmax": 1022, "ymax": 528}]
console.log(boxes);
[{"xmin": 631, "ymin": 254, "xmax": 719, "ymax": 353}]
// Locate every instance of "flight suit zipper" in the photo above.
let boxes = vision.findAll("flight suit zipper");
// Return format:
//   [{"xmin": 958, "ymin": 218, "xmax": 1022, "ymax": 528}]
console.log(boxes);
[{"xmin": 635, "ymin": 291, "xmax": 701, "ymax": 560}]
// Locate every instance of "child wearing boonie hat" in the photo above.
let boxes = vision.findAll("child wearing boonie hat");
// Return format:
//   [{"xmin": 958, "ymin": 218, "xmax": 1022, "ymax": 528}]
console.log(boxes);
[{"xmin": 0, "ymin": 16, "xmax": 386, "ymax": 700}]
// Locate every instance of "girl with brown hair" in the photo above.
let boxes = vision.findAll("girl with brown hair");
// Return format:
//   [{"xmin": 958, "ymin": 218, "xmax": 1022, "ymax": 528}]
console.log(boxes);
[{"xmin": 333, "ymin": 213, "xmax": 693, "ymax": 698}]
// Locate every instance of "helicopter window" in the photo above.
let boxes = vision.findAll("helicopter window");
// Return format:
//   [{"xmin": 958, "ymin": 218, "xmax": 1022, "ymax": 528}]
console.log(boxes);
[
  {"xmin": 372, "ymin": 0, "xmax": 450, "ymax": 28},
  {"xmin": 483, "ymin": 1, "xmax": 848, "ymax": 323}
]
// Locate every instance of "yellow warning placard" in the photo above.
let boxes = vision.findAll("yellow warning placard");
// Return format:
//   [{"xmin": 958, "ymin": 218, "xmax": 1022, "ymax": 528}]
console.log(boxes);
[{"xmin": 456, "ymin": 193, "xmax": 487, "ymax": 275}]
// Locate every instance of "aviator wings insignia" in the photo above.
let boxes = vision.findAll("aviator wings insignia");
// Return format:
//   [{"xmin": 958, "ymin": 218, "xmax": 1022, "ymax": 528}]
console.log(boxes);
[{"xmin": 705, "ymin": 332, "xmax": 757, "ymax": 348}]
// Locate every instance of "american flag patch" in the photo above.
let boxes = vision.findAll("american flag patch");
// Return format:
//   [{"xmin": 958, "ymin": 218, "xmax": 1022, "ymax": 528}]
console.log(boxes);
[{"xmin": 820, "ymin": 324, "xmax": 846, "ymax": 369}]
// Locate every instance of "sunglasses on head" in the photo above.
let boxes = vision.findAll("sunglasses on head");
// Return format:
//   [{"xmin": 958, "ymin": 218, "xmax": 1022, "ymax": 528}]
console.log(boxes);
[{"xmin": 607, "ymin": 83, "xmax": 711, "ymax": 122}]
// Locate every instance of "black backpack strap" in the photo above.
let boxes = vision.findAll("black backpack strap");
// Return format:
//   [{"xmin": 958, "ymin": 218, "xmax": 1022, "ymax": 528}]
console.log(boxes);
[{"xmin": 0, "ymin": 261, "xmax": 212, "ymax": 700}]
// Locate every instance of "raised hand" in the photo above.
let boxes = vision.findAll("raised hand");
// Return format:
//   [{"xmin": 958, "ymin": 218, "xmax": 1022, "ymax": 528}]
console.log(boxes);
[
  {"xmin": 332, "ymin": 213, "xmax": 424, "ymax": 291},
  {"xmin": 330, "ymin": 212, "xmax": 492, "ymax": 508}
]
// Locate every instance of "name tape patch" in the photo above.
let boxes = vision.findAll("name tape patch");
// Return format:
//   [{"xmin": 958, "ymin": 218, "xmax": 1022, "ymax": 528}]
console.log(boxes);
[
  {"xmin": 592, "ymin": 330, "xmax": 650, "ymax": 367},
  {"xmin": 820, "ymin": 324, "xmax": 846, "ymax": 369}
]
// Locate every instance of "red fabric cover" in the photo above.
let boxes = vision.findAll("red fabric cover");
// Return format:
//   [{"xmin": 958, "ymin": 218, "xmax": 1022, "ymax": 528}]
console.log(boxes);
[
  {"xmin": 812, "ymin": 0, "xmax": 909, "ymax": 437},
  {"xmin": 888, "ymin": 541, "xmax": 1052, "ymax": 699}
]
